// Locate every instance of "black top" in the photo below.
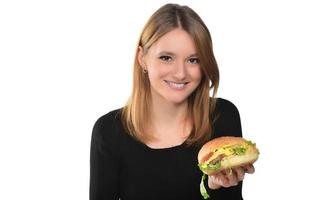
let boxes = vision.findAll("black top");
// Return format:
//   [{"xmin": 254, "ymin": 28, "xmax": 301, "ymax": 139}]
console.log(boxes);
[{"xmin": 90, "ymin": 98, "xmax": 243, "ymax": 200}]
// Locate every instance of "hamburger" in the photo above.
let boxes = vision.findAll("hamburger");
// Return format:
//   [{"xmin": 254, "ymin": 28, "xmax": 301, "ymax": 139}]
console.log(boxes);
[{"xmin": 197, "ymin": 136, "xmax": 259, "ymax": 199}]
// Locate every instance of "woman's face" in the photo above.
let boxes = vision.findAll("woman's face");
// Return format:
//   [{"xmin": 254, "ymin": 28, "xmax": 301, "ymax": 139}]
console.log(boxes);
[{"xmin": 139, "ymin": 28, "xmax": 202, "ymax": 105}]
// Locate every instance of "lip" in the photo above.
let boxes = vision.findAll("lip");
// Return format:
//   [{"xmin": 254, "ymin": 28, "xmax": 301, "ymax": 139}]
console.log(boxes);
[{"xmin": 164, "ymin": 80, "xmax": 189, "ymax": 90}]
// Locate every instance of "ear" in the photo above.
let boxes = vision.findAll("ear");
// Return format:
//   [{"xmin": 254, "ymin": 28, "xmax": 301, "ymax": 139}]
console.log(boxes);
[{"xmin": 137, "ymin": 46, "xmax": 146, "ymax": 69}]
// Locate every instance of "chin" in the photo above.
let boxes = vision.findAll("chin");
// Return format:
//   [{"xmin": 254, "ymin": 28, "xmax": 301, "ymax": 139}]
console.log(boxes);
[{"xmin": 165, "ymin": 95, "xmax": 190, "ymax": 105}]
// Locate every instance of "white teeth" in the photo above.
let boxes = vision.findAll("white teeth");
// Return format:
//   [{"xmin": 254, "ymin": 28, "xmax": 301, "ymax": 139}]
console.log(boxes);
[{"xmin": 166, "ymin": 81, "xmax": 187, "ymax": 89}]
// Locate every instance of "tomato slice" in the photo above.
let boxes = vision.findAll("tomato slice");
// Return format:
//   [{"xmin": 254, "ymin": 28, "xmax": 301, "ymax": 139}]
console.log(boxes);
[{"xmin": 202, "ymin": 152, "xmax": 214, "ymax": 163}]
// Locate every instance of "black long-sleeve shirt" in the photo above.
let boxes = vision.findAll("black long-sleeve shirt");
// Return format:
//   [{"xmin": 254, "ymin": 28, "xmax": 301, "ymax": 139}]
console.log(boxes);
[{"xmin": 90, "ymin": 98, "xmax": 243, "ymax": 200}]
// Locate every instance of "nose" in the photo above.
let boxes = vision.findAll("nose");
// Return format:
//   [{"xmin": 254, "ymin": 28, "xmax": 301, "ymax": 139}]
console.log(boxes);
[{"xmin": 173, "ymin": 61, "xmax": 187, "ymax": 81}]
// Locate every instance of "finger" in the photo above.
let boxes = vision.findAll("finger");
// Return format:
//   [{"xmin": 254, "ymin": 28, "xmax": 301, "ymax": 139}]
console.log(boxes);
[
  {"xmin": 223, "ymin": 169, "xmax": 238, "ymax": 187},
  {"xmin": 209, "ymin": 171, "xmax": 229, "ymax": 188},
  {"xmin": 243, "ymin": 164, "xmax": 255, "ymax": 174},
  {"xmin": 215, "ymin": 171, "xmax": 230, "ymax": 187},
  {"xmin": 208, "ymin": 174, "xmax": 221, "ymax": 189},
  {"xmin": 233, "ymin": 167, "xmax": 245, "ymax": 182}
]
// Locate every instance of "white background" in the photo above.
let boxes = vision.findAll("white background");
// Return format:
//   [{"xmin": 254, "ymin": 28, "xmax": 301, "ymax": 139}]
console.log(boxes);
[{"xmin": 1, "ymin": 0, "xmax": 309, "ymax": 199}]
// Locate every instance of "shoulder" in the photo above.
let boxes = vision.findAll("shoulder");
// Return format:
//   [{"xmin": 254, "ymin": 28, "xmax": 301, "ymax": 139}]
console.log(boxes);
[
  {"xmin": 215, "ymin": 98, "xmax": 240, "ymax": 114},
  {"xmin": 93, "ymin": 109, "xmax": 122, "ymax": 129},
  {"xmin": 91, "ymin": 108, "xmax": 123, "ymax": 143},
  {"xmin": 212, "ymin": 98, "xmax": 242, "ymax": 137}
]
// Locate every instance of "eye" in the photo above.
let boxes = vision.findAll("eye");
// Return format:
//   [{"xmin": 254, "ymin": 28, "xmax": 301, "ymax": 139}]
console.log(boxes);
[
  {"xmin": 188, "ymin": 58, "xmax": 200, "ymax": 64},
  {"xmin": 159, "ymin": 55, "xmax": 173, "ymax": 62}
]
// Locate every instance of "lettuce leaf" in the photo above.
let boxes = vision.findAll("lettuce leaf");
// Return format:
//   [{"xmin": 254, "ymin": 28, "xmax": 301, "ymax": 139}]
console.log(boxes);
[
  {"xmin": 198, "ymin": 162, "xmax": 221, "ymax": 171},
  {"xmin": 198, "ymin": 162, "xmax": 221, "ymax": 199},
  {"xmin": 207, "ymin": 162, "xmax": 221, "ymax": 170},
  {"xmin": 246, "ymin": 140, "xmax": 256, "ymax": 147},
  {"xmin": 232, "ymin": 146, "xmax": 246, "ymax": 155},
  {"xmin": 200, "ymin": 174, "xmax": 209, "ymax": 199}
]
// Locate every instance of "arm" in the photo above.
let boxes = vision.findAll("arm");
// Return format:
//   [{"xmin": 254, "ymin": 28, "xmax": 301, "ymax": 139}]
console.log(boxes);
[
  {"xmin": 207, "ymin": 98, "xmax": 254, "ymax": 199},
  {"xmin": 89, "ymin": 113, "xmax": 120, "ymax": 200}
]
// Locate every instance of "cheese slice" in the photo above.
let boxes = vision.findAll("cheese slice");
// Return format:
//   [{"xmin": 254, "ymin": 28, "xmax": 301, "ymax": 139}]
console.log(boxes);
[{"xmin": 206, "ymin": 145, "xmax": 245, "ymax": 163}]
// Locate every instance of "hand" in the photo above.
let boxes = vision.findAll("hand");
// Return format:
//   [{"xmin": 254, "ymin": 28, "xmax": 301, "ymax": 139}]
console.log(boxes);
[{"xmin": 208, "ymin": 164, "xmax": 255, "ymax": 189}]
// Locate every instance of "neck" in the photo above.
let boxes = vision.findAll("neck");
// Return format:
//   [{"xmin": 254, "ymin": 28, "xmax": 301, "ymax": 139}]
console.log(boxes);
[
  {"xmin": 151, "ymin": 100, "xmax": 189, "ymax": 125},
  {"xmin": 146, "ymin": 95, "xmax": 192, "ymax": 143}
]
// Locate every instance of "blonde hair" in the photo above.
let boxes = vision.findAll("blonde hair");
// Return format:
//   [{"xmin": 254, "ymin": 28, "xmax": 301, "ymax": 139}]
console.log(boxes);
[{"xmin": 121, "ymin": 3, "xmax": 220, "ymax": 145}]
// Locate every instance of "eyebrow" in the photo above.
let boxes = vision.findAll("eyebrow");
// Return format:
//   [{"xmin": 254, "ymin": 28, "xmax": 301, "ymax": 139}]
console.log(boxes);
[{"xmin": 158, "ymin": 51, "xmax": 199, "ymax": 57}]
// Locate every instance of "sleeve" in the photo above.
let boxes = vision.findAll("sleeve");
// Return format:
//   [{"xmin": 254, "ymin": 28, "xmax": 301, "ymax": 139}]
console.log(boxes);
[
  {"xmin": 89, "ymin": 113, "xmax": 120, "ymax": 200},
  {"xmin": 207, "ymin": 98, "xmax": 244, "ymax": 200}
]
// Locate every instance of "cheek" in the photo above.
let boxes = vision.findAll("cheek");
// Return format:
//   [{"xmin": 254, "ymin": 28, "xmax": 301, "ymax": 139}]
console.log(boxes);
[
  {"xmin": 148, "ymin": 63, "xmax": 170, "ymax": 79},
  {"xmin": 192, "ymin": 67, "xmax": 202, "ymax": 81}
]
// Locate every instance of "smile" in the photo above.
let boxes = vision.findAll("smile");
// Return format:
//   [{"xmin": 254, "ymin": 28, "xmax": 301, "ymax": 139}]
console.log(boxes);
[{"xmin": 164, "ymin": 80, "xmax": 189, "ymax": 90}]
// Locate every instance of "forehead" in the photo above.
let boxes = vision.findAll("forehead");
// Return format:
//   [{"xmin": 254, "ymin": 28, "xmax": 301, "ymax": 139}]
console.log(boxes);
[{"xmin": 149, "ymin": 28, "xmax": 197, "ymax": 55}]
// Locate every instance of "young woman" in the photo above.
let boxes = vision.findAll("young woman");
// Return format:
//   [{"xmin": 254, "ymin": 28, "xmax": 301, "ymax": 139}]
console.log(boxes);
[{"xmin": 90, "ymin": 3, "xmax": 254, "ymax": 200}]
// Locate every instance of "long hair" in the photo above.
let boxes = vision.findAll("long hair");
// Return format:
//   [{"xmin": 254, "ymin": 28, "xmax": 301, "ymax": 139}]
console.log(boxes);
[{"xmin": 121, "ymin": 3, "xmax": 220, "ymax": 145}]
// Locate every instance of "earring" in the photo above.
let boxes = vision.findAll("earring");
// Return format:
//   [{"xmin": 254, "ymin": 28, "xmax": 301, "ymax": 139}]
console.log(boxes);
[{"xmin": 143, "ymin": 68, "xmax": 148, "ymax": 74}]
